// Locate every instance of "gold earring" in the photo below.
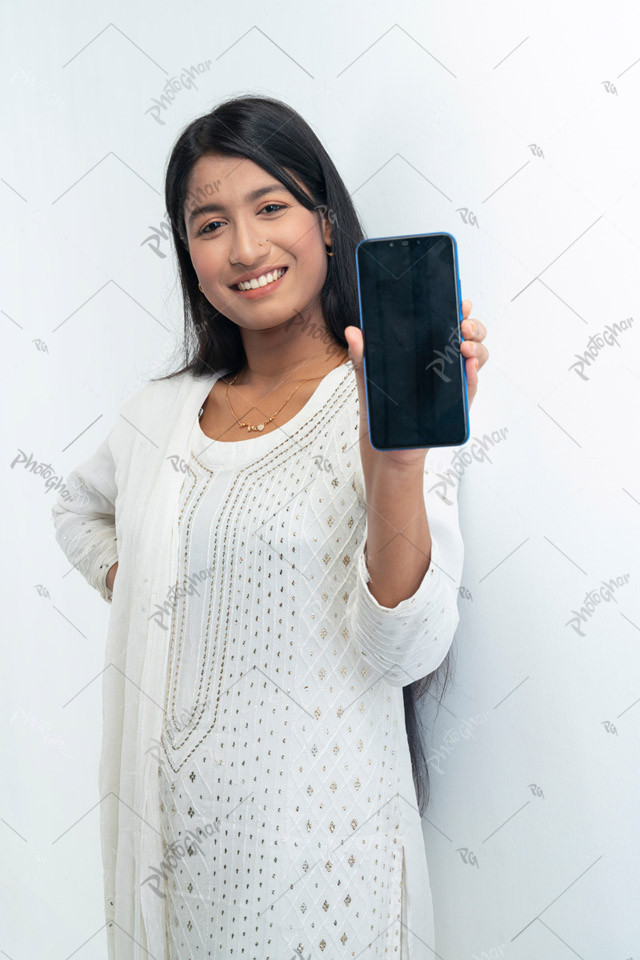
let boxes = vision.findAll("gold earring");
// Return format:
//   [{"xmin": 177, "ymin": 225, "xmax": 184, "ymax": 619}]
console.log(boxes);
[
  {"xmin": 326, "ymin": 247, "xmax": 334, "ymax": 257},
  {"xmin": 198, "ymin": 282, "xmax": 203, "ymax": 292}
]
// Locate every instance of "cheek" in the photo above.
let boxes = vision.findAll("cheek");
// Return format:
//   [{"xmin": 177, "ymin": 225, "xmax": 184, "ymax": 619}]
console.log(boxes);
[
  {"xmin": 285, "ymin": 216, "xmax": 324, "ymax": 260},
  {"xmin": 290, "ymin": 235, "xmax": 327, "ymax": 275},
  {"xmin": 191, "ymin": 250, "xmax": 223, "ymax": 283}
]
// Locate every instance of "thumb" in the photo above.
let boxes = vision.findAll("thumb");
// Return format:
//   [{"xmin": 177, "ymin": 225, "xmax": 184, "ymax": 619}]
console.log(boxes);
[
  {"xmin": 344, "ymin": 325, "xmax": 364, "ymax": 369},
  {"xmin": 343, "ymin": 326, "xmax": 369, "ymax": 435}
]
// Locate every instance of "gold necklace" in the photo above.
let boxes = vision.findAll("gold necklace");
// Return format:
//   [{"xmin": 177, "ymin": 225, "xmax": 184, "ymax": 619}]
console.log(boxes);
[{"xmin": 224, "ymin": 354, "xmax": 349, "ymax": 433}]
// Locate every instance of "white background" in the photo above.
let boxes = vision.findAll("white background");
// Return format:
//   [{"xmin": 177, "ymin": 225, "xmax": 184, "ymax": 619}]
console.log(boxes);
[{"xmin": 2, "ymin": 1, "xmax": 639, "ymax": 957}]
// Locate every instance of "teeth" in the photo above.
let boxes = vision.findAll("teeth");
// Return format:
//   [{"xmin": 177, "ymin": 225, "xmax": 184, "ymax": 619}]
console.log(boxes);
[{"xmin": 236, "ymin": 268, "xmax": 286, "ymax": 291}]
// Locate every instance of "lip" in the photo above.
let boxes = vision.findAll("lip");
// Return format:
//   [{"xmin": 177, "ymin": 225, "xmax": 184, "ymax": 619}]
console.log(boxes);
[{"xmin": 230, "ymin": 266, "xmax": 289, "ymax": 300}]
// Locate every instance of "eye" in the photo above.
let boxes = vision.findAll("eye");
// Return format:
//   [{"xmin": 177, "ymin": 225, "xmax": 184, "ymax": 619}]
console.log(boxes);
[
  {"xmin": 199, "ymin": 220, "xmax": 224, "ymax": 236},
  {"xmin": 197, "ymin": 203, "xmax": 287, "ymax": 237}
]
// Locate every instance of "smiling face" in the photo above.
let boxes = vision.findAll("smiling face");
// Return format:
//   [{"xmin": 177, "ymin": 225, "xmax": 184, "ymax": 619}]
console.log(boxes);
[{"xmin": 183, "ymin": 154, "xmax": 332, "ymax": 332}]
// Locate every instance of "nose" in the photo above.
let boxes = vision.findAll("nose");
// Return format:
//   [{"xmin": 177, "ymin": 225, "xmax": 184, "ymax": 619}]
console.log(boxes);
[{"xmin": 228, "ymin": 218, "xmax": 270, "ymax": 266}]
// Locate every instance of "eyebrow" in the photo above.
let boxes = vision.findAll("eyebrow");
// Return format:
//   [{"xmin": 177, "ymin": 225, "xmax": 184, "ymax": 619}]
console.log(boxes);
[{"xmin": 186, "ymin": 183, "xmax": 286, "ymax": 226}]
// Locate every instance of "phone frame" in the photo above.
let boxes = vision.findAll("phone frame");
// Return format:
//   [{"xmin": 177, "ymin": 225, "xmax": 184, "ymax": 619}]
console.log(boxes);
[{"xmin": 354, "ymin": 230, "xmax": 470, "ymax": 451}]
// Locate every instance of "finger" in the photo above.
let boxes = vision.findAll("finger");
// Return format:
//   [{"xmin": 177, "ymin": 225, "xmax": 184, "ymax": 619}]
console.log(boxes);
[
  {"xmin": 461, "ymin": 317, "xmax": 485, "ymax": 341},
  {"xmin": 465, "ymin": 355, "xmax": 478, "ymax": 404},
  {"xmin": 460, "ymin": 340, "xmax": 489, "ymax": 371}
]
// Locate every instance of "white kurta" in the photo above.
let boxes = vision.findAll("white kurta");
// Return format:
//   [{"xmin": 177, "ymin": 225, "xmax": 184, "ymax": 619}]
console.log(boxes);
[{"xmin": 51, "ymin": 360, "xmax": 465, "ymax": 959}]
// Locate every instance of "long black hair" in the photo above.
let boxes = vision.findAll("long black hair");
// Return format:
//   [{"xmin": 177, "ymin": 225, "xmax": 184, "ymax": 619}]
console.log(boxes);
[{"xmin": 154, "ymin": 93, "xmax": 453, "ymax": 817}]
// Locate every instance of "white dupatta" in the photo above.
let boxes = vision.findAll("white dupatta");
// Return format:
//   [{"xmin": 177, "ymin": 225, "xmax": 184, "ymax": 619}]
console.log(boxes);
[{"xmin": 75, "ymin": 370, "xmax": 218, "ymax": 958}]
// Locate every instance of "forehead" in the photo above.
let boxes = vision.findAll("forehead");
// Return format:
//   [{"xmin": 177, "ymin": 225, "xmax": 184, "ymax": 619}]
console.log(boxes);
[
  {"xmin": 185, "ymin": 155, "xmax": 277, "ymax": 206},
  {"xmin": 182, "ymin": 155, "xmax": 314, "ymax": 220},
  {"xmin": 188, "ymin": 153, "xmax": 266, "ymax": 185}
]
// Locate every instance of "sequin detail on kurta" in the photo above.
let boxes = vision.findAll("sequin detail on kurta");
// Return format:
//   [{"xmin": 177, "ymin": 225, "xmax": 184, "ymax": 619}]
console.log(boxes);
[{"xmin": 156, "ymin": 364, "xmax": 454, "ymax": 958}]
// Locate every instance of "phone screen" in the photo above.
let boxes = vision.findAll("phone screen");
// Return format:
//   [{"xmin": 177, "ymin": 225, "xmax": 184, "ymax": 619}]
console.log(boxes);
[{"xmin": 355, "ymin": 232, "xmax": 469, "ymax": 451}]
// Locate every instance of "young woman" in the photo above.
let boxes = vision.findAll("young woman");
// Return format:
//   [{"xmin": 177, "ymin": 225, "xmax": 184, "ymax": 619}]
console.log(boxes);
[{"xmin": 52, "ymin": 94, "xmax": 488, "ymax": 959}]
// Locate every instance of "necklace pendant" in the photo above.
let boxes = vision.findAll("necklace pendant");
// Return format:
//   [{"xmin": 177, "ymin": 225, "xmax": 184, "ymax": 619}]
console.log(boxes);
[{"xmin": 257, "ymin": 423, "xmax": 264, "ymax": 431}]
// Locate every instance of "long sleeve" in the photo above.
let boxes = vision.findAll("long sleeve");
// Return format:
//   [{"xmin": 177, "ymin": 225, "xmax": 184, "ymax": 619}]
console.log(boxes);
[
  {"xmin": 345, "ymin": 447, "xmax": 465, "ymax": 687},
  {"xmin": 51, "ymin": 432, "xmax": 119, "ymax": 604}
]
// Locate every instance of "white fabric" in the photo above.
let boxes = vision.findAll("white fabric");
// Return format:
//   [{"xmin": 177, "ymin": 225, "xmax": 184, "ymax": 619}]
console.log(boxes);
[{"xmin": 51, "ymin": 359, "xmax": 465, "ymax": 958}]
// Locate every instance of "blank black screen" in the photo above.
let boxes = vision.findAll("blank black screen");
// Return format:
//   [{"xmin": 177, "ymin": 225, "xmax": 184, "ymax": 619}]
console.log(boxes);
[{"xmin": 355, "ymin": 233, "xmax": 468, "ymax": 450}]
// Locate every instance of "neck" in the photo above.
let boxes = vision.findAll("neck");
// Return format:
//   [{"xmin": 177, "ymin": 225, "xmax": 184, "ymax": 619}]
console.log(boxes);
[
  {"xmin": 231, "ymin": 351, "xmax": 349, "ymax": 388},
  {"xmin": 231, "ymin": 317, "xmax": 349, "ymax": 387}
]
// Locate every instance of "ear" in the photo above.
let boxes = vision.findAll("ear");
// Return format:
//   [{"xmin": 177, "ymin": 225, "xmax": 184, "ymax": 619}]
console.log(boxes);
[{"xmin": 321, "ymin": 215, "xmax": 332, "ymax": 249}]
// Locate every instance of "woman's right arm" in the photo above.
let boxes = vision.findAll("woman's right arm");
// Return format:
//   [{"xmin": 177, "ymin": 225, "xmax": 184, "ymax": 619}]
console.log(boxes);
[{"xmin": 51, "ymin": 433, "xmax": 120, "ymax": 604}]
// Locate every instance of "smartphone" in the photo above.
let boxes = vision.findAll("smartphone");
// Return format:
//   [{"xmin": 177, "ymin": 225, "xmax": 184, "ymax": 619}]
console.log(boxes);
[{"xmin": 354, "ymin": 231, "xmax": 470, "ymax": 451}]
